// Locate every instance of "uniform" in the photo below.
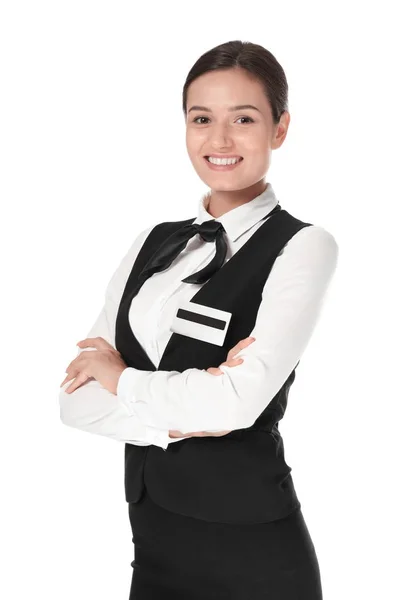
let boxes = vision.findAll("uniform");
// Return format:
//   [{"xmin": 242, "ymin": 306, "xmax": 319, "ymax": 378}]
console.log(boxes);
[{"xmin": 114, "ymin": 186, "xmax": 334, "ymax": 599}]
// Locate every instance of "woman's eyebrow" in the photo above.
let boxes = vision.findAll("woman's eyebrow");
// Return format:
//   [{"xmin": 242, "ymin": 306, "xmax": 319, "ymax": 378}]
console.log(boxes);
[{"xmin": 188, "ymin": 104, "xmax": 261, "ymax": 113}]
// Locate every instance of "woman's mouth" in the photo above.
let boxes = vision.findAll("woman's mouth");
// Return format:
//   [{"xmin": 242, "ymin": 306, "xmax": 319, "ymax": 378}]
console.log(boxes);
[{"xmin": 204, "ymin": 156, "xmax": 244, "ymax": 171}]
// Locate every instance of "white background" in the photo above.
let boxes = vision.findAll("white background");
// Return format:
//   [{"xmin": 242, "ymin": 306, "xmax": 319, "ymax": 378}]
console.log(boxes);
[{"xmin": 1, "ymin": 1, "xmax": 417, "ymax": 598}]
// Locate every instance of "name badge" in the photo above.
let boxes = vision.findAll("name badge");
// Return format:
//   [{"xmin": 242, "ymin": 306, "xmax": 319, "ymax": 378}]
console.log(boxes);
[{"xmin": 170, "ymin": 300, "xmax": 232, "ymax": 347}]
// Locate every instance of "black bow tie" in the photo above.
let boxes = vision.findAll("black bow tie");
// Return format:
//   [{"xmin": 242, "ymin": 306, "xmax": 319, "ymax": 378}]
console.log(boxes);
[
  {"xmin": 141, "ymin": 203, "xmax": 281, "ymax": 285},
  {"xmin": 142, "ymin": 219, "xmax": 227, "ymax": 285}
]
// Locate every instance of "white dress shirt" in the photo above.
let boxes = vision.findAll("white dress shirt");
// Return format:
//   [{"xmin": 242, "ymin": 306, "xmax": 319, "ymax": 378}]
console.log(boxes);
[{"xmin": 59, "ymin": 182, "xmax": 339, "ymax": 450}]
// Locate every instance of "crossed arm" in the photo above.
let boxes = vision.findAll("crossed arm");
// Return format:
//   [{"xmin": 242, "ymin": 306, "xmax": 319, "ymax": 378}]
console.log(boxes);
[{"xmin": 59, "ymin": 225, "xmax": 338, "ymax": 447}]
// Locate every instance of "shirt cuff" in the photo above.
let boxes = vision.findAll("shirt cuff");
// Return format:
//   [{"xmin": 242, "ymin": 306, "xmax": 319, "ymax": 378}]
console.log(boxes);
[
  {"xmin": 117, "ymin": 367, "xmax": 144, "ymax": 413},
  {"xmin": 117, "ymin": 367, "xmax": 191, "ymax": 446},
  {"xmin": 117, "ymin": 368, "xmax": 178, "ymax": 450},
  {"xmin": 140, "ymin": 426, "xmax": 171, "ymax": 450}
]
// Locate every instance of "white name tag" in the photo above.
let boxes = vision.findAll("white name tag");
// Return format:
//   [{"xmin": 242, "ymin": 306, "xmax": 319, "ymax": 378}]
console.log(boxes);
[{"xmin": 170, "ymin": 300, "xmax": 232, "ymax": 347}]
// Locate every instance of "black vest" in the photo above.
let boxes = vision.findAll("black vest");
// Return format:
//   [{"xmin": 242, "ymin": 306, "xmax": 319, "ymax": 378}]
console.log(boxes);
[{"xmin": 115, "ymin": 206, "xmax": 312, "ymax": 524}]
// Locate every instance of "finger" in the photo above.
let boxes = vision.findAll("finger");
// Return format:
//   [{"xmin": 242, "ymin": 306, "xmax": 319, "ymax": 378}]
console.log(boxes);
[
  {"xmin": 65, "ymin": 351, "xmax": 88, "ymax": 374},
  {"xmin": 194, "ymin": 430, "xmax": 232, "ymax": 437},
  {"xmin": 62, "ymin": 372, "xmax": 93, "ymax": 389},
  {"xmin": 206, "ymin": 357, "xmax": 243, "ymax": 376},
  {"xmin": 220, "ymin": 357, "xmax": 244, "ymax": 369},
  {"xmin": 64, "ymin": 372, "xmax": 91, "ymax": 394},
  {"xmin": 64, "ymin": 350, "xmax": 96, "ymax": 380},
  {"xmin": 223, "ymin": 357, "xmax": 244, "ymax": 367},
  {"xmin": 61, "ymin": 366, "xmax": 78, "ymax": 384},
  {"xmin": 227, "ymin": 336, "xmax": 255, "ymax": 361},
  {"xmin": 77, "ymin": 337, "xmax": 114, "ymax": 351},
  {"xmin": 169, "ymin": 430, "xmax": 191, "ymax": 438},
  {"xmin": 170, "ymin": 430, "xmax": 204, "ymax": 437},
  {"xmin": 60, "ymin": 374, "xmax": 72, "ymax": 387},
  {"xmin": 206, "ymin": 367, "xmax": 223, "ymax": 376}
]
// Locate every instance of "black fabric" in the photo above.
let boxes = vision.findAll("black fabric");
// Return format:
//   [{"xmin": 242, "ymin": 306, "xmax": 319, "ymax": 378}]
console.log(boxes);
[
  {"xmin": 115, "ymin": 202, "xmax": 313, "ymax": 523},
  {"xmin": 176, "ymin": 307, "xmax": 226, "ymax": 329},
  {"xmin": 140, "ymin": 217, "xmax": 228, "ymax": 285},
  {"xmin": 141, "ymin": 205, "xmax": 280, "ymax": 285},
  {"xmin": 127, "ymin": 487, "xmax": 323, "ymax": 600}
]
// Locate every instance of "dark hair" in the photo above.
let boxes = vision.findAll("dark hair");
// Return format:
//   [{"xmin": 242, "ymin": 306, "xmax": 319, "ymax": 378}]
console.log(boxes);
[{"xmin": 182, "ymin": 40, "xmax": 288, "ymax": 125}]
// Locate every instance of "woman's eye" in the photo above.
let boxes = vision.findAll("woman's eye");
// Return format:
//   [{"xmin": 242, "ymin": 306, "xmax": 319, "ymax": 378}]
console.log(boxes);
[
  {"xmin": 192, "ymin": 116, "xmax": 254, "ymax": 125},
  {"xmin": 193, "ymin": 117, "xmax": 209, "ymax": 124}
]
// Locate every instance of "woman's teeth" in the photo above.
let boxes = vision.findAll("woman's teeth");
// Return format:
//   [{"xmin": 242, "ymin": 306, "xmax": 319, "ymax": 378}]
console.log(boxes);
[{"xmin": 206, "ymin": 156, "xmax": 243, "ymax": 165}]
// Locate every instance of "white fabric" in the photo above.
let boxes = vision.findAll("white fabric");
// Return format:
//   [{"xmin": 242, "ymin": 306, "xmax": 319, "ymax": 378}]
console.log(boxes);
[{"xmin": 59, "ymin": 182, "xmax": 339, "ymax": 449}]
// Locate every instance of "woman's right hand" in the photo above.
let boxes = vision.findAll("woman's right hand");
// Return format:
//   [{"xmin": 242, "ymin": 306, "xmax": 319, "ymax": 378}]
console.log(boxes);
[{"xmin": 168, "ymin": 336, "xmax": 256, "ymax": 439}]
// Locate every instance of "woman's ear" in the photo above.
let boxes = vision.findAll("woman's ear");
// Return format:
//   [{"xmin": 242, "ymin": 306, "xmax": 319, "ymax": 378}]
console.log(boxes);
[{"xmin": 272, "ymin": 110, "xmax": 290, "ymax": 150}]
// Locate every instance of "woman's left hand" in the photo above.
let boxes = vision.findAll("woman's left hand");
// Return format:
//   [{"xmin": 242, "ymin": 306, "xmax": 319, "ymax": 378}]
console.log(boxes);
[{"xmin": 60, "ymin": 337, "xmax": 127, "ymax": 395}]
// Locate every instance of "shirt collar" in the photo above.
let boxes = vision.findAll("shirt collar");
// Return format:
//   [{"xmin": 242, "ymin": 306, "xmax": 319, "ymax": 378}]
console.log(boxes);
[{"xmin": 193, "ymin": 182, "xmax": 280, "ymax": 243}]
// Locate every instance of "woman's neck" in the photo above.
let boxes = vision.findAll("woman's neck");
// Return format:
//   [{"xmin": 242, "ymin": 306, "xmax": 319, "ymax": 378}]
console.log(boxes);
[{"xmin": 205, "ymin": 180, "xmax": 268, "ymax": 218}]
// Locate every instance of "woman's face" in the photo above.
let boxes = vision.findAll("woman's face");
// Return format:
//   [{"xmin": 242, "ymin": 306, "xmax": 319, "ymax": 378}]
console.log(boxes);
[{"xmin": 185, "ymin": 67, "xmax": 289, "ymax": 192}]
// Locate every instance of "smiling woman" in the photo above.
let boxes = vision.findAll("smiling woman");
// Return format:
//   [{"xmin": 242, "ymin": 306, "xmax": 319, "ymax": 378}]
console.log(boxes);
[
  {"xmin": 60, "ymin": 38, "xmax": 337, "ymax": 600},
  {"xmin": 183, "ymin": 55, "xmax": 290, "ymax": 215}
]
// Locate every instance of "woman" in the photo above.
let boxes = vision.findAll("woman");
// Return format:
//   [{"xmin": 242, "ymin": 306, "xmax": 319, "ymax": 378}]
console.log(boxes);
[{"xmin": 60, "ymin": 40, "xmax": 338, "ymax": 599}]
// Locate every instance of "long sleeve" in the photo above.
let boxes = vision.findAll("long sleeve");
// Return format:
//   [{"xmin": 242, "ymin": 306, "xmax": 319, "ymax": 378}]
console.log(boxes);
[
  {"xmin": 59, "ymin": 224, "xmax": 180, "ymax": 450},
  {"xmin": 116, "ymin": 225, "xmax": 339, "ymax": 432}
]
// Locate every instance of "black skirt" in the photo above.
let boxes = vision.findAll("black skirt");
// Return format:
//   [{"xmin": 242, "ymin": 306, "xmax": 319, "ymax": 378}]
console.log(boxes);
[{"xmin": 128, "ymin": 487, "xmax": 322, "ymax": 600}]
